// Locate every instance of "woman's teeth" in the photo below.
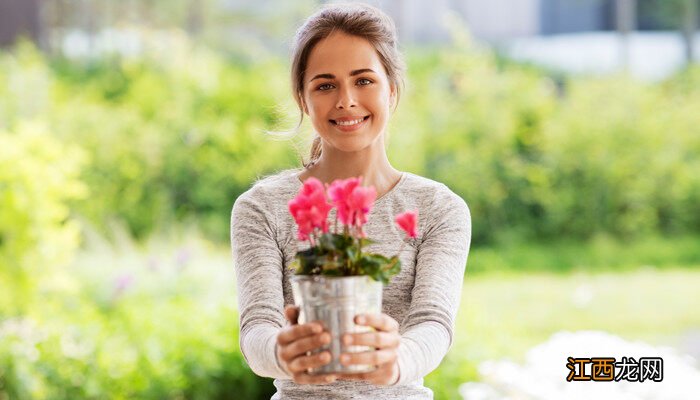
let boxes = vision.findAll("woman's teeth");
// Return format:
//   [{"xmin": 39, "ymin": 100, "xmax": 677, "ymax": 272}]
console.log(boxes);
[{"xmin": 335, "ymin": 117, "xmax": 365, "ymax": 126}]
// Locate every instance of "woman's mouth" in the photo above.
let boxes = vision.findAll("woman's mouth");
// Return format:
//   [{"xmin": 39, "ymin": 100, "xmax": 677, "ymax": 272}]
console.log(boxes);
[{"xmin": 330, "ymin": 115, "xmax": 370, "ymax": 132}]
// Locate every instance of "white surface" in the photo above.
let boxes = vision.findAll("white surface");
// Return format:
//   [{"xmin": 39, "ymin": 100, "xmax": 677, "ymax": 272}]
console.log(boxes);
[{"xmin": 501, "ymin": 32, "xmax": 700, "ymax": 81}]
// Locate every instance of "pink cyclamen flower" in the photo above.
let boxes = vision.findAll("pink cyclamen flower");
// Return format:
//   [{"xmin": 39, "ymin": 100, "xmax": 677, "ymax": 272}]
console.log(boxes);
[
  {"xmin": 300, "ymin": 176, "xmax": 325, "ymax": 198},
  {"xmin": 288, "ymin": 177, "xmax": 332, "ymax": 240},
  {"xmin": 347, "ymin": 185, "xmax": 376, "ymax": 227},
  {"xmin": 288, "ymin": 198, "xmax": 314, "ymax": 240},
  {"xmin": 395, "ymin": 210, "xmax": 419, "ymax": 238},
  {"xmin": 327, "ymin": 177, "xmax": 362, "ymax": 226}
]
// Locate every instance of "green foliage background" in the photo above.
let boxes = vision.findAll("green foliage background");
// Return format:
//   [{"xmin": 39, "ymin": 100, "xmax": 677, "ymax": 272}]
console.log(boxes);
[{"xmin": 2, "ymin": 32, "xmax": 700, "ymax": 398}]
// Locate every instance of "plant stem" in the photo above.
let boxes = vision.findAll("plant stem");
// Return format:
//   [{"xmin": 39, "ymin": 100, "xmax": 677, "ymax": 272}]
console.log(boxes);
[{"xmin": 397, "ymin": 240, "xmax": 406, "ymax": 255}]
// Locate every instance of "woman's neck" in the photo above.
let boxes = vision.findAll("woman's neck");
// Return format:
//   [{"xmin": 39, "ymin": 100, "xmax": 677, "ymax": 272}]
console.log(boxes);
[{"xmin": 298, "ymin": 150, "xmax": 402, "ymax": 199}]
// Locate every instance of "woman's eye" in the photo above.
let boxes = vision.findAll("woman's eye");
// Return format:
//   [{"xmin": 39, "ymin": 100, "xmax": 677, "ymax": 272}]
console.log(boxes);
[
  {"xmin": 317, "ymin": 83, "xmax": 334, "ymax": 91},
  {"xmin": 357, "ymin": 78, "xmax": 372, "ymax": 86}
]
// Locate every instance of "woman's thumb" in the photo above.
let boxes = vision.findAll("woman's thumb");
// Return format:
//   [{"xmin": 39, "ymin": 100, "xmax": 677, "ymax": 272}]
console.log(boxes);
[{"xmin": 284, "ymin": 305, "xmax": 299, "ymax": 325}]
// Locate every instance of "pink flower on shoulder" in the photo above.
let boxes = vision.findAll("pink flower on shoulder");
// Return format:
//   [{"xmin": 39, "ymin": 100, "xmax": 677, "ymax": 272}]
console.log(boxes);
[{"xmin": 395, "ymin": 210, "xmax": 419, "ymax": 239}]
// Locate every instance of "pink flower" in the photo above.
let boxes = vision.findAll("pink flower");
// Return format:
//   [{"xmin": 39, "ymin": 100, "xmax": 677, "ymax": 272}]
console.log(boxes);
[
  {"xmin": 300, "ymin": 177, "xmax": 325, "ymax": 198},
  {"xmin": 328, "ymin": 177, "xmax": 361, "ymax": 226},
  {"xmin": 288, "ymin": 199, "xmax": 314, "ymax": 240},
  {"xmin": 395, "ymin": 210, "xmax": 418, "ymax": 239},
  {"xmin": 288, "ymin": 177, "xmax": 332, "ymax": 240},
  {"xmin": 327, "ymin": 177, "xmax": 376, "ymax": 227},
  {"xmin": 347, "ymin": 185, "xmax": 376, "ymax": 226}
]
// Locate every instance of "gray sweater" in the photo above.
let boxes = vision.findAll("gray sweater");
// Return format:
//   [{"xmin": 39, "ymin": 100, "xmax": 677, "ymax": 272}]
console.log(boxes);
[{"xmin": 230, "ymin": 168, "xmax": 471, "ymax": 399}]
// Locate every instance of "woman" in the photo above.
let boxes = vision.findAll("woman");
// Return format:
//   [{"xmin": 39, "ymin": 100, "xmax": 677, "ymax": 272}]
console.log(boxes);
[{"xmin": 231, "ymin": 3, "xmax": 471, "ymax": 399}]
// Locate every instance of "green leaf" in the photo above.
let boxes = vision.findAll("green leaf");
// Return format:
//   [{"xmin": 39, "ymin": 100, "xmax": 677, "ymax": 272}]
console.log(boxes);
[
  {"xmin": 331, "ymin": 233, "xmax": 353, "ymax": 251},
  {"xmin": 359, "ymin": 237, "xmax": 377, "ymax": 247},
  {"xmin": 318, "ymin": 233, "xmax": 337, "ymax": 251}
]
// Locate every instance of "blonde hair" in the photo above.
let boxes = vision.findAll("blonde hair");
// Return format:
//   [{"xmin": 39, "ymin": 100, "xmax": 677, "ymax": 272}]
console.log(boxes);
[{"xmin": 290, "ymin": 2, "xmax": 406, "ymax": 168}]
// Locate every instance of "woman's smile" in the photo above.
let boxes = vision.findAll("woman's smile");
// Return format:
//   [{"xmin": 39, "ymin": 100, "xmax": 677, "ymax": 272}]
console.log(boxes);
[{"xmin": 330, "ymin": 115, "xmax": 370, "ymax": 132}]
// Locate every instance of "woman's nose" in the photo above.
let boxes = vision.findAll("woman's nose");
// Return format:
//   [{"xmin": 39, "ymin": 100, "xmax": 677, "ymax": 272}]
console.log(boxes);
[{"xmin": 335, "ymin": 87, "xmax": 357, "ymax": 109}]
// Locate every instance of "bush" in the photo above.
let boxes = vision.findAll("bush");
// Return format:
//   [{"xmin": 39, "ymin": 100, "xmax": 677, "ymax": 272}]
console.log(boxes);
[
  {"xmin": 0, "ymin": 121, "xmax": 86, "ymax": 313},
  {"xmin": 2, "ymin": 40, "xmax": 298, "ymax": 243},
  {"xmin": 0, "ymin": 238, "xmax": 275, "ymax": 399},
  {"xmin": 389, "ymin": 45, "xmax": 700, "ymax": 243}
]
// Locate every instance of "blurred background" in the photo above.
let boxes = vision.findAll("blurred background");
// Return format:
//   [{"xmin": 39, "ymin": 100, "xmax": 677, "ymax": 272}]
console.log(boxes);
[{"xmin": 1, "ymin": 0, "xmax": 700, "ymax": 399}]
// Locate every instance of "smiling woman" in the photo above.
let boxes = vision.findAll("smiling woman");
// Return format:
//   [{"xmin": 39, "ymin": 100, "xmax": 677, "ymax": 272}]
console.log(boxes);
[{"xmin": 230, "ymin": 3, "xmax": 472, "ymax": 399}]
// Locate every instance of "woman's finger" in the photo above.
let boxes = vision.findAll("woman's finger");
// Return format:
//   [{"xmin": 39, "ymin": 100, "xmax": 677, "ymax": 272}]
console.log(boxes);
[
  {"xmin": 279, "ymin": 331, "xmax": 331, "ymax": 361},
  {"xmin": 343, "ymin": 330, "xmax": 399, "ymax": 349},
  {"xmin": 336, "ymin": 362, "xmax": 389, "ymax": 381},
  {"xmin": 277, "ymin": 322, "xmax": 322, "ymax": 346},
  {"xmin": 293, "ymin": 371, "xmax": 338, "ymax": 385},
  {"xmin": 338, "ymin": 362, "xmax": 397, "ymax": 386},
  {"xmin": 337, "ymin": 372, "xmax": 366, "ymax": 381},
  {"xmin": 354, "ymin": 313, "xmax": 399, "ymax": 332},
  {"xmin": 340, "ymin": 348, "xmax": 397, "ymax": 367},
  {"xmin": 288, "ymin": 350, "xmax": 333, "ymax": 373}
]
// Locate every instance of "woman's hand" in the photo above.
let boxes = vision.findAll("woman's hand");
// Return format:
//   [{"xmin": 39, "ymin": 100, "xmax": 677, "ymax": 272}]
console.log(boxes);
[
  {"xmin": 276, "ymin": 305, "xmax": 338, "ymax": 384},
  {"xmin": 337, "ymin": 313, "xmax": 401, "ymax": 386}
]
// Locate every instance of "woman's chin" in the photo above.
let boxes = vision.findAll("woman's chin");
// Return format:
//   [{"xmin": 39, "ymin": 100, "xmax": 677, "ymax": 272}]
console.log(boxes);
[{"xmin": 326, "ymin": 138, "xmax": 376, "ymax": 154}]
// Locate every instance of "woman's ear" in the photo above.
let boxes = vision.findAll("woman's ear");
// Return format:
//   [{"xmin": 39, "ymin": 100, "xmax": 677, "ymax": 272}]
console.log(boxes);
[
  {"xmin": 389, "ymin": 84, "xmax": 397, "ymax": 109},
  {"xmin": 299, "ymin": 92, "xmax": 309, "ymax": 115}
]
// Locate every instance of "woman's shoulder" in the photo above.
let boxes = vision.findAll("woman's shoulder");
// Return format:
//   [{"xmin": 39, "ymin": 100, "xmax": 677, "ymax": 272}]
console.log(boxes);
[
  {"xmin": 249, "ymin": 168, "xmax": 301, "ymax": 192},
  {"xmin": 400, "ymin": 172, "xmax": 467, "ymax": 205},
  {"xmin": 399, "ymin": 172, "xmax": 470, "ymax": 223},
  {"xmin": 232, "ymin": 168, "xmax": 301, "ymax": 211}
]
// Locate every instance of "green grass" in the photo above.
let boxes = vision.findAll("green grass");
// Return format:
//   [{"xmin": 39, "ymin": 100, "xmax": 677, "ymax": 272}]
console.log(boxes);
[{"xmin": 426, "ymin": 268, "xmax": 700, "ymax": 400}]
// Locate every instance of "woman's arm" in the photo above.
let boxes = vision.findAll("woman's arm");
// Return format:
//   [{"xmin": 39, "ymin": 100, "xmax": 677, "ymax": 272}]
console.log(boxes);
[
  {"xmin": 231, "ymin": 188, "xmax": 291, "ymax": 380},
  {"xmin": 395, "ymin": 187, "xmax": 471, "ymax": 384}
]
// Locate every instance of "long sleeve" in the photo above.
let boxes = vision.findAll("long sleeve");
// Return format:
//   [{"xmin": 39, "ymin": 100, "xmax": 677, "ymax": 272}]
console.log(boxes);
[
  {"xmin": 395, "ymin": 187, "xmax": 471, "ymax": 385},
  {"xmin": 231, "ymin": 187, "xmax": 292, "ymax": 380}
]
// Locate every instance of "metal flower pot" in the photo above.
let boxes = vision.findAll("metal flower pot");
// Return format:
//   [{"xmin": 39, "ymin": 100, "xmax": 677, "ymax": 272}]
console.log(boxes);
[{"xmin": 290, "ymin": 275, "xmax": 383, "ymax": 374}]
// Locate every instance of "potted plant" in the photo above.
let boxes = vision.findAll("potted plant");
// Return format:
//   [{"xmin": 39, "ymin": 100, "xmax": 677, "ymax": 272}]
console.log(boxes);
[{"xmin": 288, "ymin": 176, "xmax": 418, "ymax": 374}]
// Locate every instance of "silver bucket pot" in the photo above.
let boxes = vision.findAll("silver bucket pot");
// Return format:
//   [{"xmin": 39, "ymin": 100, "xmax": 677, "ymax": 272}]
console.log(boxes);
[{"xmin": 290, "ymin": 275, "xmax": 383, "ymax": 374}]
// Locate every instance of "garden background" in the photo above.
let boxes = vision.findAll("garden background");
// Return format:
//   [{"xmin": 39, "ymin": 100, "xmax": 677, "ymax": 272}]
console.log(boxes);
[{"xmin": 1, "ymin": 1, "xmax": 699, "ymax": 399}]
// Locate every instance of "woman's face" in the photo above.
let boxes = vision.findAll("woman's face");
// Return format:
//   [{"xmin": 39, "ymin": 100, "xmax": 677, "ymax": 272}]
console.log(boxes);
[{"xmin": 301, "ymin": 31, "xmax": 395, "ymax": 154}]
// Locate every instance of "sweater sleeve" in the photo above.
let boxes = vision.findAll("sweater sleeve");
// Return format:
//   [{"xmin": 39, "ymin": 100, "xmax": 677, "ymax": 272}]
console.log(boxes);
[
  {"xmin": 395, "ymin": 187, "xmax": 471, "ymax": 385},
  {"xmin": 231, "ymin": 188, "xmax": 292, "ymax": 380}
]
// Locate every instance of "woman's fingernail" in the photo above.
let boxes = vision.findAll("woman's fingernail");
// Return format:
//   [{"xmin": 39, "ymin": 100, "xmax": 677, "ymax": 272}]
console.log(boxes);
[
  {"xmin": 356, "ymin": 315, "xmax": 365, "ymax": 324},
  {"xmin": 326, "ymin": 375, "xmax": 335, "ymax": 382},
  {"xmin": 341, "ymin": 355, "xmax": 350, "ymax": 363},
  {"xmin": 311, "ymin": 324, "xmax": 321, "ymax": 333},
  {"xmin": 344, "ymin": 335, "xmax": 353, "ymax": 345}
]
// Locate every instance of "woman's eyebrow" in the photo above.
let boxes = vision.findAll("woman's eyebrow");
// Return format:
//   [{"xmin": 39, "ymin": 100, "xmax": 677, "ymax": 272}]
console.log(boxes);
[{"xmin": 309, "ymin": 68, "xmax": 376, "ymax": 82}]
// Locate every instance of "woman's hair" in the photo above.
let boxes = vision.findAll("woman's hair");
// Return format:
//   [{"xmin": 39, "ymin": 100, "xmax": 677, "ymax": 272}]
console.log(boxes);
[{"xmin": 290, "ymin": 2, "xmax": 406, "ymax": 168}]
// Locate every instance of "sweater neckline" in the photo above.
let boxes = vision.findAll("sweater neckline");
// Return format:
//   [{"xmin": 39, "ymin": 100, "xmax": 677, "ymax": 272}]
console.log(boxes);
[{"xmin": 291, "ymin": 169, "xmax": 407, "ymax": 205}]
